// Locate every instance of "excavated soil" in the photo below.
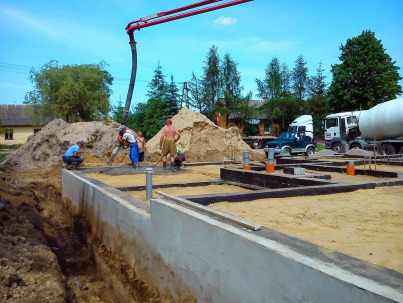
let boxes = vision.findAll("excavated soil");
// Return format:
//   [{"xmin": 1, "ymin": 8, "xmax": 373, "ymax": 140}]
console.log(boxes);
[
  {"xmin": 0, "ymin": 166, "xmax": 196, "ymax": 302},
  {"xmin": 1, "ymin": 108, "xmax": 265, "ymax": 171}
]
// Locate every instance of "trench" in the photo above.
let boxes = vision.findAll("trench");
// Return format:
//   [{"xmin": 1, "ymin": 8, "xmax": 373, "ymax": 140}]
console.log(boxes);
[{"xmin": 0, "ymin": 170, "xmax": 180, "ymax": 303}]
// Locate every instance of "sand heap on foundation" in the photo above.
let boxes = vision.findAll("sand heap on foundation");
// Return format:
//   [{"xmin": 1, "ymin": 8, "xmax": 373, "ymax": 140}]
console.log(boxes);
[
  {"xmin": 146, "ymin": 108, "xmax": 266, "ymax": 163},
  {"xmin": 1, "ymin": 109, "xmax": 266, "ymax": 170},
  {"xmin": 1, "ymin": 119, "xmax": 124, "ymax": 170}
]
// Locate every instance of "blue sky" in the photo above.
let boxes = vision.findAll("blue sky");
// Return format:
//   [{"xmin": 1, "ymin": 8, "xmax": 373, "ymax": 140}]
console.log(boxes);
[{"xmin": 1, "ymin": 0, "xmax": 402, "ymax": 110}]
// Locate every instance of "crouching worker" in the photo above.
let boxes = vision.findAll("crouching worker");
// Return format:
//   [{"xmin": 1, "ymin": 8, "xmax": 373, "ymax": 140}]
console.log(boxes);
[
  {"xmin": 173, "ymin": 146, "xmax": 186, "ymax": 172},
  {"xmin": 62, "ymin": 141, "xmax": 84, "ymax": 170}
]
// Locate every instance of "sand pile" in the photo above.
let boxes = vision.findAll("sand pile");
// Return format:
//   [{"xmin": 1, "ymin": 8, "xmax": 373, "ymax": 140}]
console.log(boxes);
[
  {"xmin": 145, "ymin": 108, "xmax": 266, "ymax": 162},
  {"xmin": 1, "ymin": 109, "xmax": 266, "ymax": 170},
  {"xmin": 1, "ymin": 119, "xmax": 124, "ymax": 170}
]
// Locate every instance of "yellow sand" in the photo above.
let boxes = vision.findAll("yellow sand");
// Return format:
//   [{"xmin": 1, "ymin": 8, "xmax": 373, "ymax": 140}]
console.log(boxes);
[
  {"xmin": 210, "ymin": 186, "xmax": 403, "ymax": 273},
  {"xmin": 86, "ymin": 164, "xmax": 403, "ymax": 273}
]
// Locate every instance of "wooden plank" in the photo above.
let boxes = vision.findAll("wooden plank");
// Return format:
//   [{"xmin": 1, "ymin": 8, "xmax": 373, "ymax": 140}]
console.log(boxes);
[{"xmin": 155, "ymin": 191, "xmax": 261, "ymax": 231}]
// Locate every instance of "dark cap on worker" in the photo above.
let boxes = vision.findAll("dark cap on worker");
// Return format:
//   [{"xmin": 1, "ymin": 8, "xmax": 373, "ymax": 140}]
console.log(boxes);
[
  {"xmin": 118, "ymin": 124, "xmax": 126, "ymax": 131},
  {"xmin": 166, "ymin": 118, "xmax": 172, "ymax": 123},
  {"xmin": 77, "ymin": 140, "xmax": 84, "ymax": 146}
]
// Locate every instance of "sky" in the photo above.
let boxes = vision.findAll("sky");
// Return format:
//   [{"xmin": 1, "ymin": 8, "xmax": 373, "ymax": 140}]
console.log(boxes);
[{"xmin": 1, "ymin": 0, "xmax": 402, "ymax": 110}]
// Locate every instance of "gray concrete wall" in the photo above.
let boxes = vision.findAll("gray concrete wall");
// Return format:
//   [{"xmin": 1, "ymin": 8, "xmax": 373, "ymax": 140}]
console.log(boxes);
[{"xmin": 62, "ymin": 170, "xmax": 403, "ymax": 303}]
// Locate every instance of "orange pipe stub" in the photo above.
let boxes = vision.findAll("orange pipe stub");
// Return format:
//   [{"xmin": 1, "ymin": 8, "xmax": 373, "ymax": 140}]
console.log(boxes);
[
  {"xmin": 346, "ymin": 164, "xmax": 355, "ymax": 176},
  {"xmin": 243, "ymin": 165, "xmax": 251, "ymax": 170},
  {"xmin": 266, "ymin": 163, "xmax": 274, "ymax": 173}
]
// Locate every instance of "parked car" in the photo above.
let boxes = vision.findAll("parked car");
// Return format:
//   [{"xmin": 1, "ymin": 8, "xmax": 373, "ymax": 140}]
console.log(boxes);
[{"xmin": 264, "ymin": 131, "xmax": 317, "ymax": 157}]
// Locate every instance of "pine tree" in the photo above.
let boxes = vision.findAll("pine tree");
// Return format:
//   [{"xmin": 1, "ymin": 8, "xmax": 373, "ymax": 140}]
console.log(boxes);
[
  {"xmin": 144, "ymin": 62, "xmax": 168, "ymax": 136},
  {"xmin": 188, "ymin": 73, "xmax": 205, "ymax": 113},
  {"xmin": 161, "ymin": 75, "xmax": 180, "ymax": 124},
  {"xmin": 217, "ymin": 53, "xmax": 244, "ymax": 125},
  {"xmin": 291, "ymin": 55, "xmax": 309, "ymax": 102},
  {"xmin": 201, "ymin": 45, "xmax": 221, "ymax": 118}
]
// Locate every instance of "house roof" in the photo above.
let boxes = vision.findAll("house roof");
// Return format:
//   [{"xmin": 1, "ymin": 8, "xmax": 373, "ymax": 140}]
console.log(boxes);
[
  {"xmin": 228, "ymin": 99, "xmax": 267, "ymax": 120},
  {"xmin": 0, "ymin": 105, "xmax": 46, "ymax": 126}
]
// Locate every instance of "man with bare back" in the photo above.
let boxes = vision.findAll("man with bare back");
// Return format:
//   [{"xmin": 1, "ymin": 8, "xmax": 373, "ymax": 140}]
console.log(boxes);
[{"xmin": 159, "ymin": 118, "xmax": 181, "ymax": 170}]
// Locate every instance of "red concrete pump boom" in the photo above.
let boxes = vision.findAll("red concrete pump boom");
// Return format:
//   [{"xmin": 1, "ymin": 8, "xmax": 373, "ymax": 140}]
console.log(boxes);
[{"xmin": 107, "ymin": 0, "xmax": 253, "ymax": 166}]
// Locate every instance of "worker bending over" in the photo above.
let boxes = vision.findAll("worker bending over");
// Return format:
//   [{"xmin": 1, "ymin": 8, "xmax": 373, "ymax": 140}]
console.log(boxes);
[
  {"xmin": 62, "ymin": 141, "xmax": 84, "ymax": 170},
  {"xmin": 118, "ymin": 125, "xmax": 140, "ymax": 169},
  {"xmin": 159, "ymin": 118, "xmax": 181, "ymax": 170}
]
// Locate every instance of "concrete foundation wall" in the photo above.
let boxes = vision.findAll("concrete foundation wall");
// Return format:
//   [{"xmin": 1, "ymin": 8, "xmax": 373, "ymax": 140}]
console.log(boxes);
[{"xmin": 62, "ymin": 170, "xmax": 403, "ymax": 303}]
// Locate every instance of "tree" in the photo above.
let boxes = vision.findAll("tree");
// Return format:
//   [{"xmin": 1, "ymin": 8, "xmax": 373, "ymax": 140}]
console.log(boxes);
[
  {"xmin": 256, "ymin": 57, "xmax": 282, "ymax": 100},
  {"xmin": 161, "ymin": 74, "xmax": 180, "ymax": 123},
  {"xmin": 143, "ymin": 62, "xmax": 169, "ymax": 136},
  {"xmin": 188, "ymin": 73, "xmax": 205, "ymax": 112},
  {"xmin": 24, "ymin": 60, "xmax": 113, "ymax": 123},
  {"xmin": 201, "ymin": 45, "xmax": 221, "ymax": 118},
  {"xmin": 329, "ymin": 30, "xmax": 402, "ymax": 111},
  {"xmin": 292, "ymin": 55, "xmax": 309, "ymax": 102},
  {"xmin": 308, "ymin": 61, "xmax": 327, "ymax": 98},
  {"xmin": 216, "ymin": 53, "xmax": 244, "ymax": 125},
  {"xmin": 306, "ymin": 61, "xmax": 330, "ymax": 134},
  {"xmin": 256, "ymin": 57, "xmax": 284, "ymax": 130}
]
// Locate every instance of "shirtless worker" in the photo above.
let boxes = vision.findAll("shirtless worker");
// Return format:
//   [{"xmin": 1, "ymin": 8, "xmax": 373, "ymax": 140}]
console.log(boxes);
[{"xmin": 159, "ymin": 118, "xmax": 181, "ymax": 170}]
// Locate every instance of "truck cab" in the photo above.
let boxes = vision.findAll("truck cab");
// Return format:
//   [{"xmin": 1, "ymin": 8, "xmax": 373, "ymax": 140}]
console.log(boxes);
[
  {"xmin": 264, "ymin": 131, "xmax": 317, "ymax": 156},
  {"xmin": 322, "ymin": 111, "xmax": 363, "ymax": 152},
  {"xmin": 288, "ymin": 115, "xmax": 314, "ymax": 141}
]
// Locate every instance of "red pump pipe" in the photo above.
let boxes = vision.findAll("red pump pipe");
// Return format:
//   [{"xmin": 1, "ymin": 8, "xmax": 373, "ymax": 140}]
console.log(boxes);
[
  {"xmin": 126, "ymin": 0, "xmax": 253, "ymax": 41},
  {"xmin": 126, "ymin": 0, "xmax": 223, "ymax": 29}
]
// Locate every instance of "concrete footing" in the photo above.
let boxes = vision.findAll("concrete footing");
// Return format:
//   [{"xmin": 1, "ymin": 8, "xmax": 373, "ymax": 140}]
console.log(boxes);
[{"xmin": 62, "ymin": 169, "xmax": 403, "ymax": 303}]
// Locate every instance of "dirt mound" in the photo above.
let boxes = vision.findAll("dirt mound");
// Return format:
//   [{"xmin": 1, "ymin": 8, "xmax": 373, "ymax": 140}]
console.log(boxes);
[
  {"xmin": 145, "ymin": 108, "xmax": 266, "ymax": 162},
  {"xmin": 1, "ymin": 119, "xmax": 125, "ymax": 170},
  {"xmin": 1, "ymin": 109, "xmax": 266, "ymax": 170}
]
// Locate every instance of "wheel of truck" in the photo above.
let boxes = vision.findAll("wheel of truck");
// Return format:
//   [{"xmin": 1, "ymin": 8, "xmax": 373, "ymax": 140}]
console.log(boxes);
[
  {"xmin": 305, "ymin": 147, "xmax": 315, "ymax": 157},
  {"xmin": 350, "ymin": 143, "xmax": 361, "ymax": 149},
  {"xmin": 332, "ymin": 143, "xmax": 341, "ymax": 153},
  {"xmin": 380, "ymin": 144, "xmax": 396, "ymax": 155},
  {"xmin": 253, "ymin": 140, "xmax": 264, "ymax": 149}
]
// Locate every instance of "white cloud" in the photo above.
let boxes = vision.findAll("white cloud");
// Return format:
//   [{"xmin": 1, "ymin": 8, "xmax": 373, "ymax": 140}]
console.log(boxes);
[{"xmin": 214, "ymin": 16, "xmax": 237, "ymax": 26}]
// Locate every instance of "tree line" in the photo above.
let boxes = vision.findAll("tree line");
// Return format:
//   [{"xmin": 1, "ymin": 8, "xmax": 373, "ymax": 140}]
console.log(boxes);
[{"xmin": 24, "ymin": 30, "xmax": 402, "ymax": 137}]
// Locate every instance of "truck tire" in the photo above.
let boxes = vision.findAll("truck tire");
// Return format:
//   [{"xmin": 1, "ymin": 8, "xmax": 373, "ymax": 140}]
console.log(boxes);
[
  {"xmin": 305, "ymin": 147, "xmax": 315, "ymax": 157},
  {"xmin": 380, "ymin": 144, "xmax": 396, "ymax": 155},
  {"xmin": 283, "ymin": 147, "xmax": 291, "ymax": 155},
  {"xmin": 350, "ymin": 143, "xmax": 361, "ymax": 149},
  {"xmin": 332, "ymin": 143, "xmax": 341, "ymax": 153},
  {"xmin": 253, "ymin": 140, "xmax": 264, "ymax": 149}
]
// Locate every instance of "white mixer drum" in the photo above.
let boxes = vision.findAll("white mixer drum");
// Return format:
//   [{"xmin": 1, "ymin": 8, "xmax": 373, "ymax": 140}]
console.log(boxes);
[{"xmin": 359, "ymin": 98, "xmax": 403, "ymax": 139}]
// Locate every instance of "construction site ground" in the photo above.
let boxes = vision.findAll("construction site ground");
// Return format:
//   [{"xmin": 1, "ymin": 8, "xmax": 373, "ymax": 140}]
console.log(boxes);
[
  {"xmin": 0, "ymin": 164, "xmax": 196, "ymax": 303},
  {"xmin": 1, "ymin": 157, "xmax": 403, "ymax": 302},
  {"xmin": 85, "ymin": 161, "xmax": 403, "ymax": 275}
]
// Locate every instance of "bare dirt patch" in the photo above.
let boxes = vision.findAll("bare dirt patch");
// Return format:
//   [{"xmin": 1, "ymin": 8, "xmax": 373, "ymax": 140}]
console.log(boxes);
[{"xmin": 0, "ymin": 166, "xmax": 197, "ymax": 302}]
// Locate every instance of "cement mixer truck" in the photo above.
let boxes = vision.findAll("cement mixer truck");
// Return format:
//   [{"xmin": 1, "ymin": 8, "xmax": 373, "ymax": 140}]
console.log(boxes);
[{"xmin": 322, "ymin": 98, "xmax": 403, "ymax": 155}]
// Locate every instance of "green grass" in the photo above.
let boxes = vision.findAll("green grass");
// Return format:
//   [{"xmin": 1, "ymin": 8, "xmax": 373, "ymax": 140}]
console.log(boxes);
[
  {"xmin": 0, "ymin": 144, "xmax": 22, "ymax": 150},
  {"xmin": 317, "ymin": 143, "xmax": 325, "ymax": 151},
  {"xmin": 0, "ymin": 153, "xmax": 9, "ymax": 161}
]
